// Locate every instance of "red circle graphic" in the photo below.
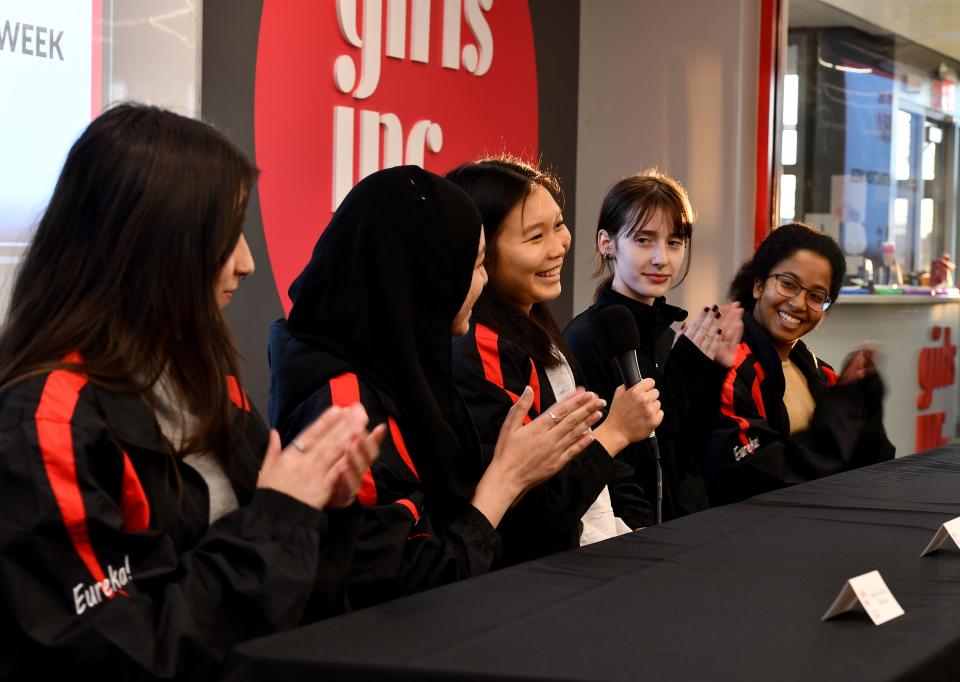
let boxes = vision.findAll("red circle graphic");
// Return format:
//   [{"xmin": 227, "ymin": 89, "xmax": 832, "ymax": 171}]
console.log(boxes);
[{"xmin": 255, "ymin": 0, "xmax": 539, "ymax": 311}]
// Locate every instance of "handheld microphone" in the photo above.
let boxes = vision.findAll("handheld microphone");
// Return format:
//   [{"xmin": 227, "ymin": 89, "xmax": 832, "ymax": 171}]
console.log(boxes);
[{"xmin": 596, "ymin": 304, "xmax": 662, "ymax": 525}]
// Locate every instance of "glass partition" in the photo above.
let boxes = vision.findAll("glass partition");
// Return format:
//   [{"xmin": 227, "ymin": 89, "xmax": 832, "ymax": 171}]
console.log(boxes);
[{"xmin": 774, "ymin": 0, "xmax": 959, "ymax": 290}]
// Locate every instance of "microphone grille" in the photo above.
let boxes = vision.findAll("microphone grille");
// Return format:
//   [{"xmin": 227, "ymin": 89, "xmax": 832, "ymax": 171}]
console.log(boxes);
[{"xmin": 595, "ymin": 304, "xmax": 641, "ymax": 357}]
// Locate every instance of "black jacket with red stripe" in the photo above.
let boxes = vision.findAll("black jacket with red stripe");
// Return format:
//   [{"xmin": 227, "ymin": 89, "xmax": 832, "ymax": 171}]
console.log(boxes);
[
  {"xmin": 0, "ymin": 364, "xmax": 358, "ymax": 681},
  {"xmin": 268, "ymin": 320, "xmax": 502, "ymax": 610},
  {"xmin": 706, "ymin": 313, "xmax": 895, "ymax": 505},
  {"xmin": 451, "ymin": 318, "xmax": 626, "ymax": 565},
  {"xmin": 564, "ymin": 287, "xmax": 719, "ymax": 521}
]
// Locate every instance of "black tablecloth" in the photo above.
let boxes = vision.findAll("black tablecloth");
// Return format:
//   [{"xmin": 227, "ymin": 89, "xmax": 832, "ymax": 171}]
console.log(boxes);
[{"xmin": 226, "ymin": 445, "xmax": 960, "ymax": 682}]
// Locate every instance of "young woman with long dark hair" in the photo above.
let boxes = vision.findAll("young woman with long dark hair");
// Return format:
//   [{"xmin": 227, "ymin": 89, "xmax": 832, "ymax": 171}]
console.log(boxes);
[
  {"xmin": 564, "ymin": 169, "xmax": 744, "ymax": 520},
  {"xmin": 707, "ymin": 222, "xmax": 894, "ymax": 504},
  {"xmin": 268, "ymin": 165, "xmax": 604, "ymax": 607},
  {"xmin": 447, "ymin": 156, "xmax": 663, "ymax": 553},
  {"xmin": 0, "ymin": 104, "xmax": 380, "ymax": 680}
]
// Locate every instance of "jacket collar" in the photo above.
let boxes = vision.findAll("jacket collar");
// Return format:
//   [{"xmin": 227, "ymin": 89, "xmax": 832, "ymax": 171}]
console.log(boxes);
[
  {"xmin": 93, "ymin": 384, "xmax": 261, "ymax": 501},
  {"xmin": 742, "ymin": 311, "xmax": 826, "ymax": 398},
  {"xmin": 93, "ymin": 386, "xmax": 167, "ymax": 452},
  {"xmin": 595, "ymin": 284, "xmax": 688, "ymax": 343}
]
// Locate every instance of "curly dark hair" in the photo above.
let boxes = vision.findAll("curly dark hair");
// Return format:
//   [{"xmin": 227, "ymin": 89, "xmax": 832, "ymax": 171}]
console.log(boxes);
[{"xmin": 728, "ymin": 222, "xmax": 846, "ymax": 310}]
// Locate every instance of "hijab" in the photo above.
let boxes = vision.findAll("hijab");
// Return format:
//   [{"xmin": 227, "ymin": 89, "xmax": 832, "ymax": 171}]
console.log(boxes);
[{"xmin": 287, "ymin": 166, "xmax": 484, "ymax": 519}]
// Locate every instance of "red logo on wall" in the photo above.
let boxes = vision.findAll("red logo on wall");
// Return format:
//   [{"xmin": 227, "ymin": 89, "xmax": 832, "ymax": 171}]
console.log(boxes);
[
  {"xmin": 255, "ymin": 0, "xmax": 539, "ymax": 310},
  {"xmin": 916, "ymin": 326, "xmax": 956, "ymax": 452}
]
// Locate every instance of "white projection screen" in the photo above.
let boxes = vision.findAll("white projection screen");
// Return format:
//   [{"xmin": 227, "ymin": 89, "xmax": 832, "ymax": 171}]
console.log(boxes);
[{"xmin": 0, "ymin": 0, "xmax": 100, "ymax": 246}]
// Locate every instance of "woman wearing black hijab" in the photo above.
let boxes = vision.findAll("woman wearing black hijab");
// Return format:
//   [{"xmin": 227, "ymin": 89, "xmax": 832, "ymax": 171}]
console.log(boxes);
[{"xmin": 269, "ymin": 166, "xmax": 603, "ymax": 609}]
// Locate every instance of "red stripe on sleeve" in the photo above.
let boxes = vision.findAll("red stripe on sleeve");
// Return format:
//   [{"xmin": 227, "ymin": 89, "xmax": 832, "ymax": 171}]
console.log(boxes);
[
  {"xmin": 120, "ymin": 452, "xmax": 151, "ymax": 532},
  {"xmin": 719, "ymin": 343, "xmax": 753, "ymax": 447},
  {"xmin": 35, "ymin": 364, "xmax": 110, "ymax": 587},
  {"xmin": 394, "ymin": 498, "xmax": 420, "ymax": 522},
  {"xmin": 474, "ymin": 323, "xmax": 505, "ymax": 388},
  {"xmin": 356, "ymin": 470, "xmax": 377, "ymax": 506},
  {"xmin": 226, "ymin": 376, "xmax": 250, "ymax": 411},
  {"xmin": 329, "ymin": 373, "xmax": 361, "ymax": 406},
  {"xmin": 821, "ymin": 364, "xmax": 838, "ymax": 387},
  {"xmin": 329, "ymin": 373, "xmax": 376, "ymax": 506},
  {"xmin": 387, "ymin": 416, "xmax": 419, "ymax": 480},
  {"xmin": 474, "ymin": 322, "xmax": 532, "ymax": 424},
  {"xmin": 750, "ymin": 361, "xmax": 767, "ymax": 420}
]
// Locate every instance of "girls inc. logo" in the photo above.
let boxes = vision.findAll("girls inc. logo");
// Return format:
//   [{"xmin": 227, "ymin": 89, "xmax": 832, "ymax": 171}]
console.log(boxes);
[
  {"xmin": 255, "ymin": 0, "xmax": 537, "ymax": 310},
  {"xmin": 916, "ymin": 326, "xmax": 956, "ymax": 452},
  {"xmin": 331, "ymin": 0, "xmax": 493, "ymax": 207}
]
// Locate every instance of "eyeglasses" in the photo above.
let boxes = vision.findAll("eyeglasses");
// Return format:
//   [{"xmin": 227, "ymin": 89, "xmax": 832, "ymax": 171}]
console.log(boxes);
[{"xmin": 767, "ymin": 273, "xmax": 832, "ymax": 311}]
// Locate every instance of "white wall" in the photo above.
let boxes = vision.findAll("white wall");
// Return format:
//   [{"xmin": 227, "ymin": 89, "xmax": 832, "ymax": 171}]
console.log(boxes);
[{"xmin": 574, "ymin": 0, "xmax": 761, "ymax": 316}]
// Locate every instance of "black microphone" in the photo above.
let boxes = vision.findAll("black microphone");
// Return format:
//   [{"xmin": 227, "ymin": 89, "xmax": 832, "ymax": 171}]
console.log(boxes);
[
  {"xmin": 596, "ymin": 304, "xmax": 662, "ymax": 526},
  {"xmin": 596, "ymin": 305, "xmax": 645, "ymax": 391}
]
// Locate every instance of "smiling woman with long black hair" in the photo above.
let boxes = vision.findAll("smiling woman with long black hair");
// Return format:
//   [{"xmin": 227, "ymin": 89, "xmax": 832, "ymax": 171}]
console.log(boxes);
[
  {"xmin": 0, "ymin": 103, "xmax": 381, "ymax": 680},
  {"xmin": 447, "ymin": 156, "xmax": 663, "ymax": 555}
]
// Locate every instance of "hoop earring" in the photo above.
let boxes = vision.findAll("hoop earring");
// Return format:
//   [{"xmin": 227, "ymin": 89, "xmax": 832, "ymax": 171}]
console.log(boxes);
[{"xmin": 602, "ymin": 253, "xmax": 614, "ymax": 262}]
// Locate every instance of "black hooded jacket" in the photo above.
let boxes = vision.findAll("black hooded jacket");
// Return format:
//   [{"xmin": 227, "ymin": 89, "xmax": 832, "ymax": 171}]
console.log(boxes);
[
  {"xmin": 705, "ymin": 312, "xmax": 895, "ymax": 505},
  {"xmin": 269, "ymin": 322, "xmax": 500, "ymax": 609},
  {"xmin": 452, "ymin": 317, "xmax": 629, "ymax": 563},
  {"xmin": 564, "ymin": 284, "xmax": 720, "ymax": 520},
  {"xmin": 0, "ymin": 366, "xmax": 356, "ymax": 681},
  {"xmin": 268, "ymin": 166, "xmax": 502, "ymax": 609}
]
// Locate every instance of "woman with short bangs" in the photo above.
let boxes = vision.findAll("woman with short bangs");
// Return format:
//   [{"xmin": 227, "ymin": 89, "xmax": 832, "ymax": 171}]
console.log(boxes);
[
  {"xmin": 565, "ymin": 169, "xmax": 744, "ymax": 522},
  {"xmin": 707, "ymin": 222, "xmax": 895, "ymax": 505},
  {"xmin": 0, "ymin": 104, "xmax": 379, "ymax": 680}
]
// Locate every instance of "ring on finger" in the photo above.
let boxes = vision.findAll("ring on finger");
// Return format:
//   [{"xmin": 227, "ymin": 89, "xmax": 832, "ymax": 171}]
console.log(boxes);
[
  {"xmin": 292, "ymin": 438, "xmax": 307, "ymax": 453},
  {"xmin": 548, "ymin": 410, "xmax": 559, "ymax": 424}
]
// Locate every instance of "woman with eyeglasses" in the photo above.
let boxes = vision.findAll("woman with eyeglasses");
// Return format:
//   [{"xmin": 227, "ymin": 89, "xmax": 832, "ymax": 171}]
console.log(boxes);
[{"xmin": 706, "ymin": 222, "xmax": 895, "ymax": 505}]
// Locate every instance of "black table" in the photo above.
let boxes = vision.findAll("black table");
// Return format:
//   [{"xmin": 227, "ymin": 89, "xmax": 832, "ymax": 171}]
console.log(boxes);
[{"xmin": 226, "ymin": 445, "xmax": 960, "ymax": 681}]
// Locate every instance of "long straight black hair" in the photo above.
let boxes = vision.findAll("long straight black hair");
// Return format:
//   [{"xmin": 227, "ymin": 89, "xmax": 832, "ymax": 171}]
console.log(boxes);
[
  {"xmin": 0, "ymin": 103, "xmax": 259, "ymax": 460},
  {"xmin": 446, "ymin": 155, "xmax": 572, "ymax": 367}
]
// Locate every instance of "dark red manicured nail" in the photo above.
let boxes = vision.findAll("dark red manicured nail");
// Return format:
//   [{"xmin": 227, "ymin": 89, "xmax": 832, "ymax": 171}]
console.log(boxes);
[
  {"xmin": 711, "ymin": 304, "xmax": 718, "ymax": 312},
  {"xmin": 717, "ymin": 329, "xmax": 722, "ymax": 334},
  {"xmin": 703, "ymin": 306, "xmax": 709, "ymax": 312}
]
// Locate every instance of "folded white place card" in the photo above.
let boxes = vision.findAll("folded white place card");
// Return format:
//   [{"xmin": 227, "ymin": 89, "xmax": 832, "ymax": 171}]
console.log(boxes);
[
  {"xmin": 921, "ymin": 517, "xmax": 960, "ymax": 556},
  {"xmin": 821, "ymin": 570, "xmax": 904, "ymax": 625}
]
